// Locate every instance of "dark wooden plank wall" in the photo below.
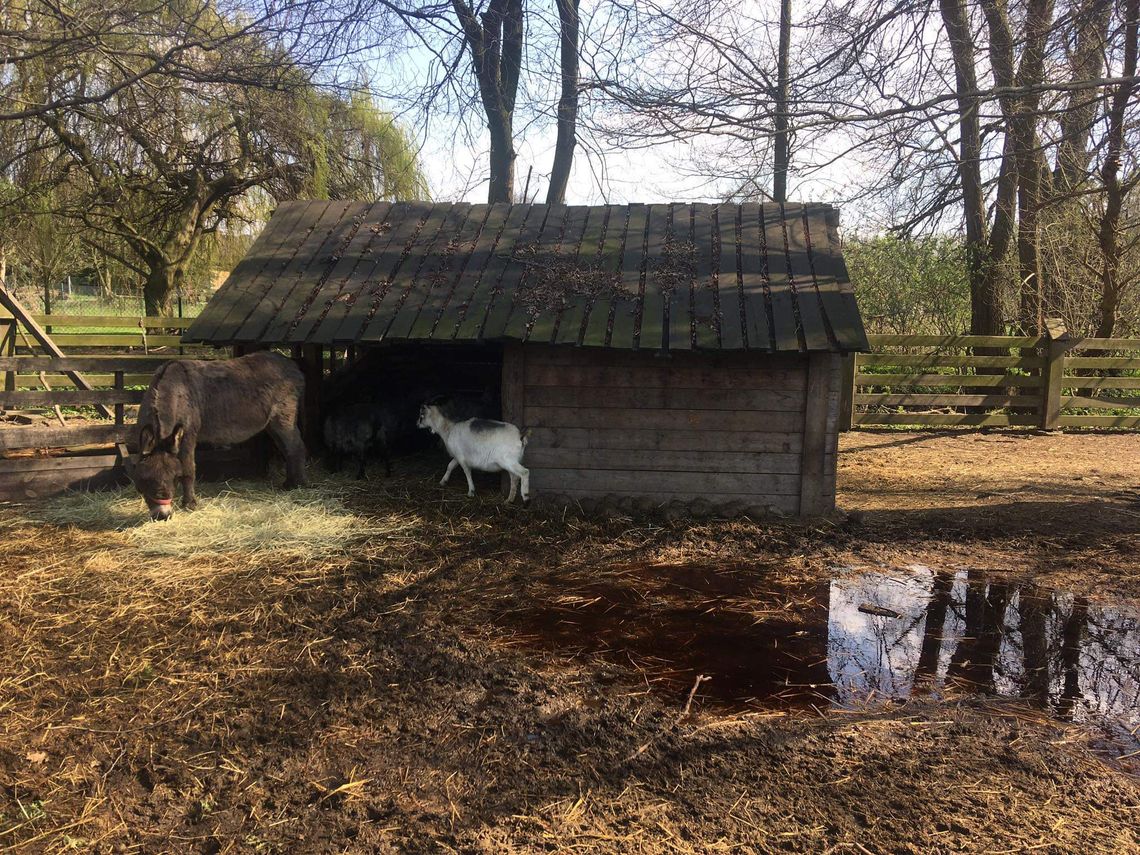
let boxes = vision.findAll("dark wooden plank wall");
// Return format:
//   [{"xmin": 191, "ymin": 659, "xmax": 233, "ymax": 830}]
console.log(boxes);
[
  {"xmin": 509, "ymin": 345, "xmax": 840, "ymax": 515},
  {"xmin": 0, "ymin": 446, "xmax": 264, "ymax": 502}
]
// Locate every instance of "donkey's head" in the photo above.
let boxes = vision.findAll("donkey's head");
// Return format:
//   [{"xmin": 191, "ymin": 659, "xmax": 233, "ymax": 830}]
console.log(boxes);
[{"xmin": 126, "ymin": 424, "xmax": 185, "ymax": 521}]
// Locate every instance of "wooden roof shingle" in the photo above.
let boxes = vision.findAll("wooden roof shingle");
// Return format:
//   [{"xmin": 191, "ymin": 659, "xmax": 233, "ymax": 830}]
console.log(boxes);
[{"xmin": 185, "ymin": 201, "xmax": 868, "ymax": 352}]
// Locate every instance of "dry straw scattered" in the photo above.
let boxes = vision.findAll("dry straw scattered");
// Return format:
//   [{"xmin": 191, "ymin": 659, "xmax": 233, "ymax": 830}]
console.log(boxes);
[{"xmin": 23, "ymin": 478, "xmax": 416, "ymax": 583}]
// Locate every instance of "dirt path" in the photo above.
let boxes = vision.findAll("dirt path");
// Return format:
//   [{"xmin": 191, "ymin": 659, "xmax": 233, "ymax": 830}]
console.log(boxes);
[
  {"xmin": 840, "ymin": 429, "xmax": 1139, "ymax": 516},
  {"xmin": 0, "ymin": 431, "xmax": 1137, "ymax": 853},
  {"xmin": 833, "ymin": 430, "xmax": 1140, "ymax": 599}
]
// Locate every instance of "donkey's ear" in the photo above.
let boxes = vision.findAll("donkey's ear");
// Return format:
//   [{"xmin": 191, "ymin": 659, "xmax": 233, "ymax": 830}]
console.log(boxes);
[
  {"xmin": 139, "ymin": 425, "xmax": 156, "ymax": 455},
  {"xmin": 169, "ymin": 424, "xmax": 185, "ymax": 454}
]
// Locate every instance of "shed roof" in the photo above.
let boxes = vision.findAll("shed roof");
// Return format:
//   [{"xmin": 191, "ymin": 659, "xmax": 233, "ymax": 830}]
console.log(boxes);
[{"xmin": 184, "ymin": 201, "xmax": 867, "ymax": 352}]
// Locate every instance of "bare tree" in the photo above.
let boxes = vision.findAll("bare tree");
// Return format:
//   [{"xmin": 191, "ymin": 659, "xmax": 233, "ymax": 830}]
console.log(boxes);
[
  {"xmin": 547, "ymin": 0, "xmax": 581, "ymax": 204},
  {"xmin": 773, "ymin": 0, "xmax": 791, "ymax": 203},
  {"xmin": 939, "ymin": 0, "xmax": 1006, "ymax": 334},
  {"xmin": 1096, "ymin": 0, "xmax": 1139, "ymax": 336},
  {"xmin": 583, "ymin": 0, "xmax": 1140, "ymax": 336},
  {"xmin": 450, "ymin": 0, "xmax": 524, "ymax": 203}
]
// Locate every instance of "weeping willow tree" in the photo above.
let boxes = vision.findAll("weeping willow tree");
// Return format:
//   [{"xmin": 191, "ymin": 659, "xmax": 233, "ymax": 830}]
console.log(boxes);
[
  {"xmin": 1, "ymin": 0, "xmax": 428, "ymax": 316},
  {"xmin": 292, "ymin": 91, "xmax": 429, "ymax": 202}
]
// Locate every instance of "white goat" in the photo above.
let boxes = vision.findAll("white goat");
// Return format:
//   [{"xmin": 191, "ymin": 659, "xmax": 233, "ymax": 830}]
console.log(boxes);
[{"xmin": 417, "ymin": 403, "xmax": 530, "ymax": 502}]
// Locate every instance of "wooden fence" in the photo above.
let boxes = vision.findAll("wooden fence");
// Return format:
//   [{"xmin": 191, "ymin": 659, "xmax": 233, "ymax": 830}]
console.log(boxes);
[
  {"xmin": 0, "ymin": 309, "xmax": 237, "ymax": 501},
  {"xmin": 2, "ymin": 308, "xmax": 1139, "ymax": 501},
  {"xmin": 839, "ymin": 323, "xmax": 1140, "ymax": 430}
]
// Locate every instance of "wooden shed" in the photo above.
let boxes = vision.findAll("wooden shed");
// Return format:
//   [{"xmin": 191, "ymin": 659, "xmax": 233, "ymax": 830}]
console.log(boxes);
[{"xmin": 184, "ymin": 201, "xmax": 867, "ymax": 516}]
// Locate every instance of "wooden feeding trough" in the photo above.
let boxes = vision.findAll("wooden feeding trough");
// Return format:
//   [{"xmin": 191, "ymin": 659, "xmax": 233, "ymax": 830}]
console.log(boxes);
[{"xmin": 184, "ymin": 201, "xmax": 868, "ymax": 516}]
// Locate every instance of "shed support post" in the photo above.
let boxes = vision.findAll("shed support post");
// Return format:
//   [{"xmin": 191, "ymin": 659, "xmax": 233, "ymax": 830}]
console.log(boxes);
[
  {"xmin": 800, "ymin": 352, "xmax": 837, "ymax": 516},
  {"xmin": 299, "ymin": 344, "xmax": 323, "ymax": 449},
  {"xmin": 837, "ymin": 351, "xmax": 856, "ymax": 431},
  {"xmin": 501, "ymin": 343, "xmax": 526, "ymax": 496},
  {"xmin": 1040, "ymin": 318, "xmax": 1069, "ymax": 430}
]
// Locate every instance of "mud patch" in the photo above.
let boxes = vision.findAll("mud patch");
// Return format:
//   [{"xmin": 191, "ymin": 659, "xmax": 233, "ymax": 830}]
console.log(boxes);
[{"xmin": 494, "ymin": 562, "xmax": 1140, "ymax": 757}]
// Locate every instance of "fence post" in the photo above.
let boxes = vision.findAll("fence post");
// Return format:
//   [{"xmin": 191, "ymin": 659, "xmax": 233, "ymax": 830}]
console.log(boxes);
[
  {"xmin": 838, "ymin": 351, "xmax": 857, "ymax": 431},
  {"xmin": 1040, "ymin": 317, "xmax": 1069, "ymax": 430},
  {"xmin": 1, "ymin": 316, "xmax": 14, "ymax": 393},
  {"xmin": 114, "ymin": 370, "xmax": 125, "ymax": 426}
]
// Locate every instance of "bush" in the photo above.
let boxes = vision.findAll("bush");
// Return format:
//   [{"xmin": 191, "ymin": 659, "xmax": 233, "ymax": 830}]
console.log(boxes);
[{"xmin": 844, "ymin": 234, "xmax": 971, "ymax": 335}]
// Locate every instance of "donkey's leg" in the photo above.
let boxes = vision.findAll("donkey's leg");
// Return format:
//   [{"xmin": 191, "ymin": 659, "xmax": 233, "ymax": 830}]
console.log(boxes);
[
  {"xmin": 267, "ymin": 417, "xmax": 308, "ymax": 488},
  {"xmin": 179, "ymin": 437, "xmax": 199, "ymax": 510}
]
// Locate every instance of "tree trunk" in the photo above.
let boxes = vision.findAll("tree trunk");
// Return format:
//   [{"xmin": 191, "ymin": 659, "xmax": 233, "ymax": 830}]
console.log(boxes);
[
  {"xmin": 940, "ymin": 0, "xmax": 1004, "ymax": 335},
  {"xmin": 948, "ymin": 576, "xmax": 1008, "ymax": 694},
  {"xmin": 452, "ymin": 0, "xmax": 523, "ymax": 205},
  {"xmin": 488, "ymin": 116, "xmax": 516, "ymax": 204},
  {"xmin": 1095, "ymin": 0, "xmax": 1138, "ymax": 337},
  {"xmin": 1013, "ymin": 0, "xmax": 1056, "ymax": 335},
  {"xmin": 916, "ymin": 570, "xmax": 955, "ymax": 685},
  {"xmin": 144, "ymin": 264, "xmax": 178, "ymax": 317},
  {"xmin": 98, "ymin": 265, "xmax": 113, "ymax": 299},
  {"xmin": 1053, "ymin": 0, "xmax": 1112, "ymax": 194},
  {"xmin": 1057, "ymin": 596, "xmax": 1087, "ymax": 721},
  {"xmin": 41, "ymin": 273, "xmax": 52, "ymax": 315},
  {"xmin": 1017, "ymin": 154, "xmax": 1045, "ymax": 334},
  {"xmin": 773, "ymin": 0, "xmax": 792, "ymax": 203},
  {"xmin": 546, "ymin": 0, "xmax": 580, "ymax": 205},
  {"xmin": 1020, "ymin": 588, "xmax": 1051, "ymax": 705},
  {"xmin": 979, "ymin": 0, "xmax": 1055, "ymax": 335}
]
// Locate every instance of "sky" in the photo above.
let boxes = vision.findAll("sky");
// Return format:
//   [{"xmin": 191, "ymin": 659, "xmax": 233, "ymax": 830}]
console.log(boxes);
[
  {"xmin": 367, "ymin": 0, "xmax": 917, "ymax": 235},
  {"xmin": 414, "ymin": 119, "xmax": 874, "ymax": 231},
  {"xmin": 419, "ymin": 125, "xmax": 704, "ymax": 205}
]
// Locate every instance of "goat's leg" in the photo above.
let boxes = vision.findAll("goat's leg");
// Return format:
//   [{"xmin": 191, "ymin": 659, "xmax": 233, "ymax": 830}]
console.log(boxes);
[
  {"xmin": 505, "ymin": 461, "xmax": 530, "ymax": 502},
  {"xmin": 440, "ymin": 458, "xmax": 458, "ymax": 486},
  {"xmin": 460, "ymin": 462, "xmax": 476, "ymax": 497},
  {"xmin": 506, "ymin": 472, "xmax": 519, "ymax": 503}
]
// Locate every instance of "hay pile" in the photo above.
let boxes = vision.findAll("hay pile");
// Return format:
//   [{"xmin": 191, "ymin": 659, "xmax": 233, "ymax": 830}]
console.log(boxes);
[{"xmin": 25, "ymin": 479, "xmax": 415, "ymax": 582}]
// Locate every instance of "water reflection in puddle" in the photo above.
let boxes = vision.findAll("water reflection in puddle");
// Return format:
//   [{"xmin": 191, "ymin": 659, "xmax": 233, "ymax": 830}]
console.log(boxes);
[
  {"xmin": 501, "ymin": 563, "xmax": 1140, "ymax": 756},
  {"xmin": 830, "ymin": 567, "xmax": 1139, "ymax": 747}
]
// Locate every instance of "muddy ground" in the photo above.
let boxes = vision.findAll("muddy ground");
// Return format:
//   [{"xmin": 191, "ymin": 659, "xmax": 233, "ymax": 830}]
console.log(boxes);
[{"xmin": 1, "ymin": 430, "xmax": 1139, "ymax": 853}]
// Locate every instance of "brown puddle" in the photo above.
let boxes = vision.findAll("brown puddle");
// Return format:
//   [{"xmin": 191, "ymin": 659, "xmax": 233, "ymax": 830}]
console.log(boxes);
[{"xmin": 495, "ymin": 562, "xmax": 1140, "ymax": 758}]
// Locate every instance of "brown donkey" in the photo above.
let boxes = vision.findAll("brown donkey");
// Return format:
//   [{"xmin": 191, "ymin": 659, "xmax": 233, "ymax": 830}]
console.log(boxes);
[{"xmin": 127, "ymin": 352, "xmax": 307, "ymax": 520}]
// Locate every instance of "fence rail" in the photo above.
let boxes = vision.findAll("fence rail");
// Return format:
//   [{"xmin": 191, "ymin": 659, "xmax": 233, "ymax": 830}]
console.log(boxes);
[
  {"xmin": 2, "ymin": 311, "xmax": 1139, "ymax": 476},
  {"xmin": 0, "ymin": 302, "xmax": 236, "ymax": 499},
  {"xmin": 841, "ymin": 324, "xmax": 1140, "ymax": 431}
]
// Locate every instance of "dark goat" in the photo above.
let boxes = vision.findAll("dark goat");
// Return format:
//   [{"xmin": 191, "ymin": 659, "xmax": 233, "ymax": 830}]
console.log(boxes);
[
  {"xmin": 323, "ymin": 399, "xmax": 403, "ymax": 479},
  {"xmin": 431, "ymin": 388, "xmax": 499, "ymax": 423}
]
